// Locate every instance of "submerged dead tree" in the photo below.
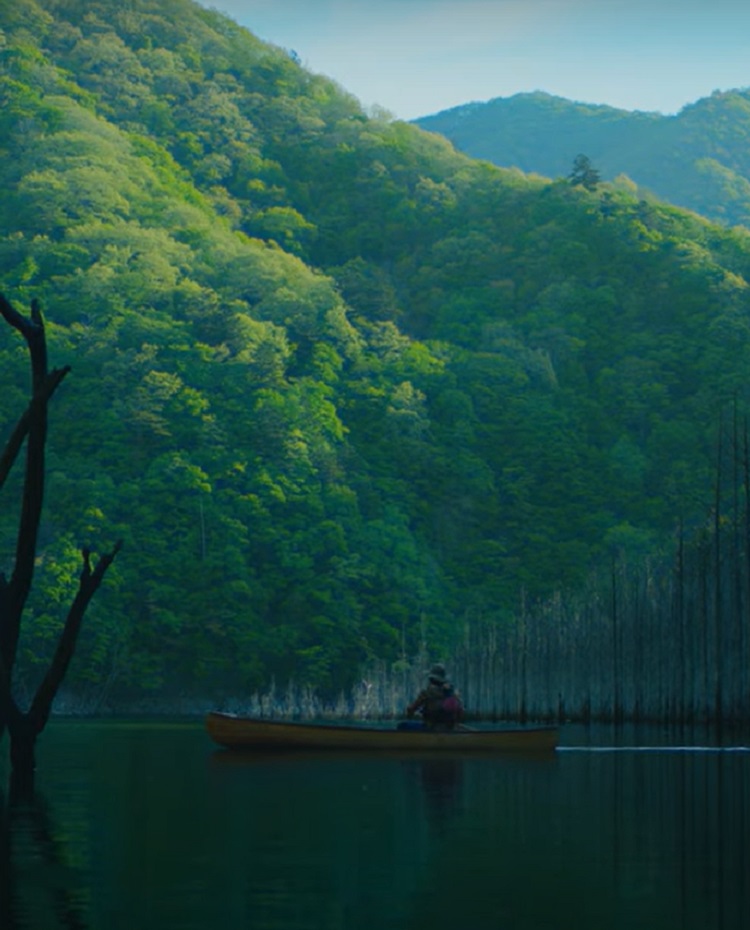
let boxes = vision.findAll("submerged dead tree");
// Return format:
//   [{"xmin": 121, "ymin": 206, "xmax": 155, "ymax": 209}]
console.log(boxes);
[{"xmin": 0, "ymin": 294, "xmax": 121, "ymax": 791}]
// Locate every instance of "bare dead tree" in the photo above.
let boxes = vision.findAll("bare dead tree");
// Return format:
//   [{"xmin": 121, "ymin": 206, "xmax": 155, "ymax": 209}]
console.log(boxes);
[{"xmin": 0, "ymin": 293, "xmax": 121, "ymax": 792}]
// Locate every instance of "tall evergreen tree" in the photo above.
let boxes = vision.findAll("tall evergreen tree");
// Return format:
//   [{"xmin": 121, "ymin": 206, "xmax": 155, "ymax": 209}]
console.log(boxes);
[{"xmin": 569, "ymin": 153, "xmax": 601, "ymax": 190}]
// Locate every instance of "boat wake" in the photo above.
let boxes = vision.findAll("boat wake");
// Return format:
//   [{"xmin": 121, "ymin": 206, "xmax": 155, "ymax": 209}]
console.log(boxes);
[{"xmin": 557, "ymin": 745, "xmax": 750, "ymax": 753}]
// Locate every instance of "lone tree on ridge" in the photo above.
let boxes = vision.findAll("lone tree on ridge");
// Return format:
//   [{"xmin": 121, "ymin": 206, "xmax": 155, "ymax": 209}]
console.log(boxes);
[
  {"xmin": 0, "ymin": 293, "xmax": 121, "ymax": 794},
  {"xmin": 569, "ymin": 153, "xmax": 601, "ymax": 191}
]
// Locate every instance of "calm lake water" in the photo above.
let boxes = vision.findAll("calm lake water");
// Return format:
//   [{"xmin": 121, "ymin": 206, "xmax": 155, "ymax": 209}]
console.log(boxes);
[{"xmin": 0, "ymin": 720, "xmax": 748, "ymax": 930}]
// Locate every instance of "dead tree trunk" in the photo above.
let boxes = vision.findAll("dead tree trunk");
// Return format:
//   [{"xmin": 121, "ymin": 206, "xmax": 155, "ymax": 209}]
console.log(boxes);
[{"xmin": 0, "ymin": 293, "xmax": 121, "ymax": 794}]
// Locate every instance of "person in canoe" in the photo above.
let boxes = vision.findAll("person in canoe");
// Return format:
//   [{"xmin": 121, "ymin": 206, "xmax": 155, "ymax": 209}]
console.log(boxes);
[{"xmin": 404, "ymin": 663, "xmax": 464, "ymax": 731}]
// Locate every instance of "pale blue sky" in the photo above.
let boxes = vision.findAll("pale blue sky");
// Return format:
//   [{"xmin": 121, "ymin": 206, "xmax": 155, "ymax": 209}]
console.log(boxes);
[{"xmin": 202, "ymin": 0, "xmax": 750, "ymax": 120}]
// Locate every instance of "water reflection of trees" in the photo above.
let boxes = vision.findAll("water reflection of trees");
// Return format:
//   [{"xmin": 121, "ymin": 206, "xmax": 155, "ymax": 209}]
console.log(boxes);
[
  {"xmin": 209, "ymin": 744, "xmax": 750, "ymax": 929},
  {"xmin": 0, "ymin": 788, "xmax": 89, "ymax": 930},
  {"xmin": 404, "ymin": 747, "xmax": 750, "ymax": 930}
]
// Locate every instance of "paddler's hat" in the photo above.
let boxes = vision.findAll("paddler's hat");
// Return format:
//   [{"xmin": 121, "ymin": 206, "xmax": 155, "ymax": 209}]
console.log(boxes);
[{"xmin": 428, "ymin": 663, "xmax": 447, "ymax": 684}]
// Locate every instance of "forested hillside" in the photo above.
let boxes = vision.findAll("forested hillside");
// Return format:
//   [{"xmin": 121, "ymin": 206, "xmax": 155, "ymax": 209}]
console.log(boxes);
[
  {"xmin": 2, "ymin": 0, "xmax": 750, "ymax": 706},
  {"xmin": 415, "ymin": 90, "xmax": 750, "ymax": 228}
]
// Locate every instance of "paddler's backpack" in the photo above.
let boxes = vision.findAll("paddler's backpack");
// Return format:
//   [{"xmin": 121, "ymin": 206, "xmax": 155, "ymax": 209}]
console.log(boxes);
[{"xmin": 439, "ymin": 687, "xmax": 464, "ymax": 723}]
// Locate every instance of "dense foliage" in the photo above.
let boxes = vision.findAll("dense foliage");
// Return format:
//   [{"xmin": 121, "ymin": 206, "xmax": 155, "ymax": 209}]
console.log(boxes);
[
  {"xmin": 2, "ymin": 0, "xmax": 750, "ymax": 704},
  {"xmin": 415, "ymin": 90, "xmax": 750, "ymax": 228}
]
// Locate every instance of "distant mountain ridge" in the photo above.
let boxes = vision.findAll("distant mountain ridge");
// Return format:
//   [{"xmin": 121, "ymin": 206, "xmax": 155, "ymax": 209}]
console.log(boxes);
[{"xmin": 414, "ymin": 89, "xmax": 750, "ymax": 227}]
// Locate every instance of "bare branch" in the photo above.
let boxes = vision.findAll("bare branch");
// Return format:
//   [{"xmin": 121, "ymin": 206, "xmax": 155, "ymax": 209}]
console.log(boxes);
[
  {"xmin": 0, "ymin": 294, "xmax": 47, "ymax": 390},
  {"xmin": 0, "ymin": 296, "xmax": 52, "ymax": 641},
  {"xmin": 0, "ymin": 292, "xmax": 33, "ymax": 334},
  {"xmin": 1, "ymin": 293, "xmax": 119, "ymax": 780},
  {"xmin": 0, "ymin": 367, "xmax": 70, "ymax": 492},
  {"xmin": 28, "ymin": 541, "xmax": 123, "ymax": 730}
]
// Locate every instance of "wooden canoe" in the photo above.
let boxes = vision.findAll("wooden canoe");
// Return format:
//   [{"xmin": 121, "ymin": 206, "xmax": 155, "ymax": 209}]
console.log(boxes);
[{"xmin": 205, "ymin": 712, "xmax": 558, "ymax": 752}]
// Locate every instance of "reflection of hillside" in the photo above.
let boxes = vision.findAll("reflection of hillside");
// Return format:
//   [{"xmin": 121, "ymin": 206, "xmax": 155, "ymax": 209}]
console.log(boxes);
[
  {"xmin": 208, "ymin": 749, "xmax": 564, "ymax": 927},
  {"xmin": 0, "ymin": 788, "xmax": 89, "ymax": 929},
  {"xmin": 1, "ymin": 723, "xmax": 749, "ymax": 928}
]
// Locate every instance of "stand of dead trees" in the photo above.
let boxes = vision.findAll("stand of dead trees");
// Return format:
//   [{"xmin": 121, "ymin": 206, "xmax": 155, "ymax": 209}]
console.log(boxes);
[
  {"xmin": 0, "ymin": 294, "xmax": 120, "ymax": 795},
  {"xmin": 355, "ymin": 410, "xmax": 750, "ymax": 727}
]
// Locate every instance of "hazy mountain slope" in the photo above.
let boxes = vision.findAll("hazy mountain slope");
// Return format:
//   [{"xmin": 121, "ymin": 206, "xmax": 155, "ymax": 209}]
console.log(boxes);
[
  {"xmin": 414, "ymin": 90, "xmax": 750, "ymax": 227},
  {"xmin": 2, "ymin": 0, "xmax": 750, "ymax": 702}
]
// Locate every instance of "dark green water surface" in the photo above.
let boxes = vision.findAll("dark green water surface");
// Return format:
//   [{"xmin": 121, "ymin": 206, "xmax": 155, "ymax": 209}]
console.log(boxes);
[{"xmin": 1, "ymin": 721, "xmax": 748, "ymax": 929}]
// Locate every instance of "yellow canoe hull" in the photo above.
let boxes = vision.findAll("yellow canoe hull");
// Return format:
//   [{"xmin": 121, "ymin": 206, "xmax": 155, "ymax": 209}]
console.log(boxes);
[{"xmin": 205, "ymin": 712, "xmax": 558, "ymax": 752}]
